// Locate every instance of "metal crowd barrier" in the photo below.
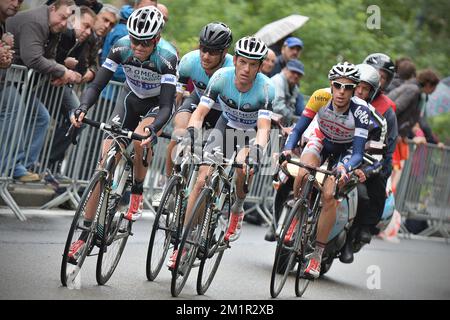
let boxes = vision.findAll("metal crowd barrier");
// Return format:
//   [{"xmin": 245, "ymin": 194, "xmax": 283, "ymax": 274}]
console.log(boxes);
[
  {"xmin": 0, "ymin": 64, "xmax": 29, "ymax": 221},
  {"xmin": 395, "ymin": 141, "xmax": 450, "ymax": 239}
]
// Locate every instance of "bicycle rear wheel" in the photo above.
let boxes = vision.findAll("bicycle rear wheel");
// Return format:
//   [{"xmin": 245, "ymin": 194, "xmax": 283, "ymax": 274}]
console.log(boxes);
[
  {"xmin": 170, "ymin": 188, "xmax": 205, "ymax": 297},
  {"xmin": 60, "ymin": 170, "xmax": 106, "ymax": 286},
  {"xmin": 270, "ymin": 199, "xmax": 308, "ymax": 298},
  {"xmin": 196, "ymin": 188, "xmax": 232, "ymax": 295},
  {"xmin": 146, "ymin": 176, "xmax": 181, "ymax": 281}
]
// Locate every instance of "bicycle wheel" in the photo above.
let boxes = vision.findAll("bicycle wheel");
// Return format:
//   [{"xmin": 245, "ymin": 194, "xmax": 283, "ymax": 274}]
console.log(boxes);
[
  {"xmin": 295, "ymin": 223, "xmax": 312, "ymax": 297},
  {"xmin": 60, "ymin": 170, "xmax": 106, "ymax": 286},
  {"xmin": 270, "ymin": 199, "xmax": 308, "ymax": 298},
  {"xmin": 95, "ymin": 156, "xmax": 133, "ymax": 285},
  {"xmin": 146, "ymin": 175, "xmax": 181, "ymax": 281},
  {"xmin": 196, "ymin": 189, "xmax": 232, "ymax": 295},
  {"xmin": 170, "ymin": 188, "xmax": 205, "ymax": 297}
]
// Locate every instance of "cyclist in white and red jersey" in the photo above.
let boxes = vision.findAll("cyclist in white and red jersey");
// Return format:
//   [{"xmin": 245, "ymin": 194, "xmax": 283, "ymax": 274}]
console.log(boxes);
[{"xmin": 283, "ymin": 62, "xmax": 370, "ymax": 278}]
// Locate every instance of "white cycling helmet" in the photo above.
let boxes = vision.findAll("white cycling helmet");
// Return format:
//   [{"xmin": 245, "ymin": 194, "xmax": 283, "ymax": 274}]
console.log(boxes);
[
  {"xmin": 356, "ymin": 63, "xmax": 381, "ymax": 101},
  {"xmin": 127, "ymin": 6, "xmax": 165, "ymax": 40},
  {"xmin": 328, "ymin": 61, "xmax": 360, "ymax": 83},
  {"xmin": 234, "ymin": 36, "xmax": 268, "ymax": 61}
]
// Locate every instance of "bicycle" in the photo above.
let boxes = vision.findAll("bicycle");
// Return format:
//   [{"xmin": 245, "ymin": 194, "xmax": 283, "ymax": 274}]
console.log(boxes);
[
  {"xmin": 145, "ymin": 138, "xmax": 200, "ymax": 281},
  {"xmin": 60, "ymin": 117, "xmax": 151, "ymax": 287},
  {"xmin": 170, "ymin": 148, "xmax": 250, "ymax": 297},
  {"xmin": 270, "ymin": 154, "xmax": 341, "ymax": 298}
]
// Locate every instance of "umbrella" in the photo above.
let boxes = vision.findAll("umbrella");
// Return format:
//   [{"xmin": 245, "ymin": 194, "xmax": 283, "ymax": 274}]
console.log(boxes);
[{"xmin": 254, "ymin": 14, "xmax": 309, "ymax": 46}]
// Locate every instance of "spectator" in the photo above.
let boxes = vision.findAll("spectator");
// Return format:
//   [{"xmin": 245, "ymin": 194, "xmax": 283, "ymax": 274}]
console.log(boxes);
[
  {"xmin": 157, "ymin": 3, "xmax": 169, "ymax": 22},
  {"xmin": 82, "ymin": 4, "xmax": 119, "ymax": 83},
  {"xmin": 5, "ymin": 0, "xmax": 79, "ymax": 180},
  {"xmin": 100, "ymin": 4, "xmax": 133, "ymax": 82},
  {"xmin": 387, "ymin": 59, "xmax": 421, "ymax": 193},
  {"xmin": 385, "ymin": 56, "xmax": 413, "ymax": 94},
  {"xmin": 415, "ymin": 69, "xmax": 443, "ymax": 146},
  {"xmin": 48, "ymin": 6, "xmax": 97, "ymax": 172},
  {"xmin": 269, "ymin": 36, "xmax": 303, "ymax": 77},
  {"xmin": 271, "ymin": 59, "xmax": 305, "ymax": 126},
  {"xmin": 0, "ymin": 0, "xmax": 38, "ymax": 182},
  {"xmin": 260, "ymin": 48, "xmax": 276, "ymax": 77}
]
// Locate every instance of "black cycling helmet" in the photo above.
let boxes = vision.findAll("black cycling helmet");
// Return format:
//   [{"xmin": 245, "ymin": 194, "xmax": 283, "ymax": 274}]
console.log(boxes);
[
  {"xmin": 363, "ymin": 53, "xmax": 395, "ymax": 88},
  {"xmin": 199, "ymin": 22, "xmax": 233, "ymax": 50}
]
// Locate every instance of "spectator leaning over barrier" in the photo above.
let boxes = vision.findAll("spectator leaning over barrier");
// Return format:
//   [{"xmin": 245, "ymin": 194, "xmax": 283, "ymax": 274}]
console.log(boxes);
[
  {"xmin": 269, "ymin": 36, "xmax": 303, "ymax": 77},
  {"xmin": 0, "ymin": 0, "xmax": 39, "ymax": 182},
  {"xmin": 100, "ymin": 4, "xmax": 133, "ymax": 82},
  {"xmin": 414, "ymin": 69, "xmax": 444, "ymax": 147},
  {"xmin": 260, "ymin": 48, "xmax": 276, "ymax": 77},
  {"xmin": 83, "ymin": 4, "xmax": 119, "ymax": 83},
  {"xmin": 271, "ymin": 59, "xmax": 305, "ymax": 127},
  {"xmin": 387, "ymin": 59, "xmax": 422, "ymax": 193},
  {"xmin": 47, "ymin": 6, "xmax": 97, "ymax": 172}
]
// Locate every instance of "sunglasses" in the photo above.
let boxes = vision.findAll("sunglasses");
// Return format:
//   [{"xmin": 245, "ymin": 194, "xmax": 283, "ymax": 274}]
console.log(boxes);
[
  {"xmin": 200, "ymin": 46, "xmax": 223, "ymax": 56},
  {"xmin": 332, "ymin": 81, "xmax": 357, "ymax": 91},
  {"xmin": 130, "ymin": 36, "xmax": 156, "ymax": 48}
]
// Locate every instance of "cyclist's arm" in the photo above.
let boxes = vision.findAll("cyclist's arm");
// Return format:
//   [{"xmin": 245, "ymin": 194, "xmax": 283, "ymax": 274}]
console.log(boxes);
[
  {"xmin": 151, "ymin": 81, "xmax": 177, "ymax": 132},
  {"xmin": 175, "ymin": 53, "xmax": 192, "ymax": 107},
  {"xmin": 342, "ymin": 107, "xmax": 370, "ymax": 172},
  {"xmin": 150, "ymin": 49, "xmax": 179, "ymax": 132},
  {"xmin": 256, "ymin": 81, "xmax": 276, "ymax": 149},
  {"xmin": 283, "ymin": 114, "xmax": 314, "ymax": 150},
  {"xmin": 79, "ymin": 66, "xmax": 114, "ymax": 109}
]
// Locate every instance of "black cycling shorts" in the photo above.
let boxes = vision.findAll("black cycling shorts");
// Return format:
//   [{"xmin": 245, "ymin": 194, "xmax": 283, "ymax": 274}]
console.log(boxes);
[
  {"xmin": 176, "ymin": 92, "xmax": 222, "ymax": 130},
  {"xmin": 107, "ymin": 85, "xmax": 173, "ymax": 133}
]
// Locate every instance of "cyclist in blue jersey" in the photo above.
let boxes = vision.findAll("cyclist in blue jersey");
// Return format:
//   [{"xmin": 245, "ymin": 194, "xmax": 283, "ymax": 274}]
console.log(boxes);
[
  {"xmin": 167, "ymin": 36, "xmax": 276, "ymax": 268},
  {"xmin": 68, "ymin": 6, "xmax": 177, "ymax": 260},
  {"xmin": 165, "ymin": 22, "xmax": 233, "ymax": 176},
  {"xmin": 282, "ymin": 62, "xmax": 370, "ymax": 278}
]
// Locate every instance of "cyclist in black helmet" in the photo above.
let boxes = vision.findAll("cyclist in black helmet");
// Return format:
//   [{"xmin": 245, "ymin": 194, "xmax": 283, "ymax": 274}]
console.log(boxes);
[{"xmin": 165, "ymin": 22, "xmax": 233, "ymax": 176}]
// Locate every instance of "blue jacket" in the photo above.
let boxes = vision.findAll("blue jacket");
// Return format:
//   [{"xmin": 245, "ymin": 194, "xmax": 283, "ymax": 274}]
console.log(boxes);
[{"xmin": 100, "ymin": 5, "xmax": 133, "ymax": 82}]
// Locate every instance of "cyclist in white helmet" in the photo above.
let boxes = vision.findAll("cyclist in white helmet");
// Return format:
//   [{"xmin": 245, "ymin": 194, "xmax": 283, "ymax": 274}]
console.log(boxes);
[
  {"xmin": 167, "ymin": 36, "xmax": 276, "ymax": 269},
  {"xmin": 68, "ymin": 6, "xmax": 178, "ymax": 261},
  {"xmin": 283, "ymin": 61, "xmax": 371, "ymax": 278}
]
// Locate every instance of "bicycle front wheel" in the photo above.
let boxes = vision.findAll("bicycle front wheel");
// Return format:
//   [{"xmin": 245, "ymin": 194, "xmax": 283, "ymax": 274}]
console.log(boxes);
[
  {"xmin": 170, "ymin": 188, "xmax": 205, "ymax": 297},
  {"xmin": 197, "ymin": 189, "xmax": 232, "ymax": 295},
  {"xmin": 60, "ymin": 170, "xmax": 106, "ymax": 287},
  {"xmin": 96, "ymin": 197, "xmax": 132, "ymax": 285},
  {"xmin": 146, "ymin": 175, "xmax": 181, "ymax": 281},
  {"xmin": 270, "ymin": 199, "xmax": 308, "ymax": 298}
]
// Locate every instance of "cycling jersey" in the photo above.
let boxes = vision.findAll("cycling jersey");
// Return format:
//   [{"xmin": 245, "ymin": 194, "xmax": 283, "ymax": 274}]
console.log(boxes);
[
  {"xmin": 177, "ymin": 50, "xmax": 234, "ymax": 111},
  {"xmin": 102, "ymin": 36, "xmax": 178, "ymax": 99},
  {"xmin": 79, "ymin": 35, "xmax": 178, "ymax": 132},
  {"xmin": 285, "ymin": 88, "xmax": 371, "ymax": 171},
  {"xmin": 199, "ymin": 67, "xmax": 276, "ymax": 130}
]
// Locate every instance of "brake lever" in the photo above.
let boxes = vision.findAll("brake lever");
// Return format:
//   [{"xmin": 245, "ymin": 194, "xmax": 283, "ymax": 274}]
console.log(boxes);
[
  {"xmin": 142, "ymin": 145, "xmax": 149, "ymax": 167},
  {"xmin": 65, "ymin": 124, "xmax": 78, "ymax": 145}
]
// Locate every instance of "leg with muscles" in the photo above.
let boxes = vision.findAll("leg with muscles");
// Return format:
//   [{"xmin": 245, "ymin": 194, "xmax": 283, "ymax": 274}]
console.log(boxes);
[
  {"xmin": 225, "ymin": 147, "xmax": 254, "ymax": 242},
  {"xmin": 126, "ymin": 116, "xmax": 158, "ymax": 221},
  {"xmin": 305, "ymin": 176, "xmax": 337, "ymax": 278},
  {"xmin": 166, "ymin": 111, "xmax": 192, "ymax": 176}
]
